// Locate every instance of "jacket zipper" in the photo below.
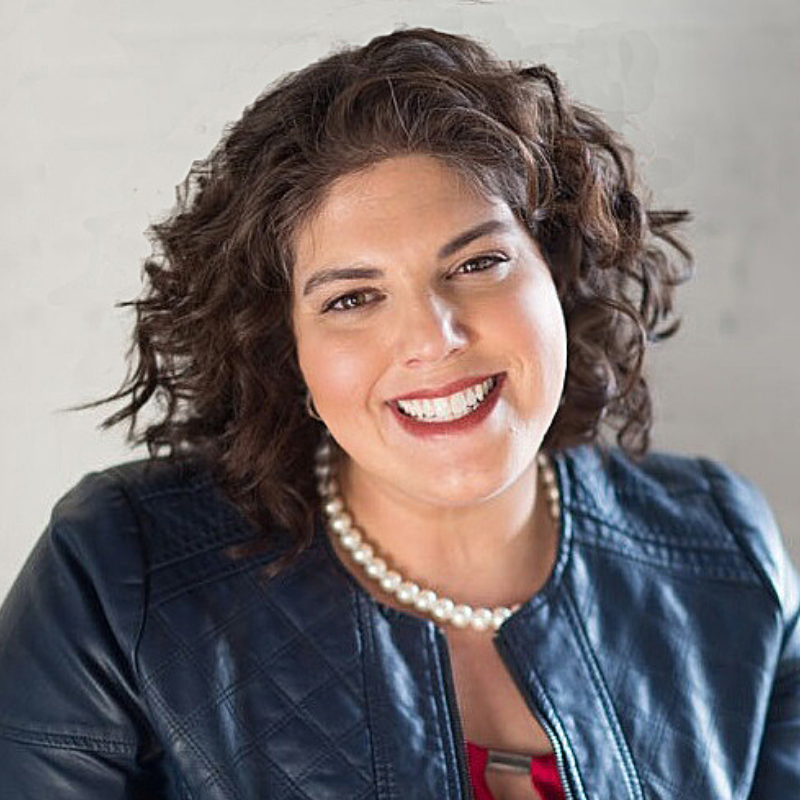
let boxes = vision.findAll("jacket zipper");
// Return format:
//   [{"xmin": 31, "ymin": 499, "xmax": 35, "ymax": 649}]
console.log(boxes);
[
  {"xmin": 528, "ymin": 694, "xmax": 575, "ymax": 800},
  {"xmin": 493, "ymin": 635, "xmax": 577, "ymax": 800},
  {"xmin": 435, "ymin": 632, "xmax": 476, "ymax": 800}
]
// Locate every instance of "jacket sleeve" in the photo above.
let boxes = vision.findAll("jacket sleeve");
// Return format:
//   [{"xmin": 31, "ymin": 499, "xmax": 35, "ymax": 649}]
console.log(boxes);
[
  {"xmin": 702, "ymin": 459, "xmax": 800, "ymax": 797},
  {"xmin": 748, "ymin": 530, "xmax": 800, "ymax": 796},
  {"xmin": 750, "ymin": 593, "xmax": 800, "ymax": 797},
  {"xmin": 0, "ymin": 471, "xmax": 167, "ymax": 799}
]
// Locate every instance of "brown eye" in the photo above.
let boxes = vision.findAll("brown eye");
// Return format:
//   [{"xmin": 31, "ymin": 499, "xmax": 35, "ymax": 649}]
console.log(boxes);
[
  {"xmin": 455, "ymin": 255, "xmax": 507, "ymax": 275},
  {"xmin": 322, "ymin": 289, "xmax": 382, "ymax": 313}
]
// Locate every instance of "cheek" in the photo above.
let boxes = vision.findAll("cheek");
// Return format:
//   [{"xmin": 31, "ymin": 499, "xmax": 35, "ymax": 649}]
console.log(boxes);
[
  {"xmin": 296, "ymin": 329, "xmax": 383, "ymax": 420},
  {"xmin": 488, "ymin": 277, "xmax": 567, "ymax": 394}
]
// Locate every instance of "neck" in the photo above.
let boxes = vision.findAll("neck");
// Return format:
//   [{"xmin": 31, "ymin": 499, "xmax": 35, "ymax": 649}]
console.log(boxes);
[{"xmin": 333, "ymin": 452, "xmax": 558, "ymax": 611}]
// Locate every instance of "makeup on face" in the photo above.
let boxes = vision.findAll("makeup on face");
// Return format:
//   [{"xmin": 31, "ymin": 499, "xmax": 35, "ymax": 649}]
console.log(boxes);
[{"xmin": 291, "ymin": 154, "xmax": 567, "ymax": 508}]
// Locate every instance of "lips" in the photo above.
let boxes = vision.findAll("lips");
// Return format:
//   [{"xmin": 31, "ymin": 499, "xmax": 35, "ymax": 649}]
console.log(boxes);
[
  {"xmin": 389, "ymin": 372, "xmax": 504, "ymax": 403},
  {"xmin": 388, "ymin": 372, "xmax": 506, "ymax": 437}
]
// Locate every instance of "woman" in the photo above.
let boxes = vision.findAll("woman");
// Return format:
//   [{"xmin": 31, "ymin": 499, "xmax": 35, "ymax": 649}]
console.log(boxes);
[{"xmin": 0, "ymin": 26, "xmax": 797, "ymax": 800}]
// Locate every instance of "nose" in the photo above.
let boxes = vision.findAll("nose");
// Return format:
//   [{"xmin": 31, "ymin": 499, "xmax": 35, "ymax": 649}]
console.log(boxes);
[{"xmin": 397, "ymin": 292, "xmax": 469, "ymax": 367}]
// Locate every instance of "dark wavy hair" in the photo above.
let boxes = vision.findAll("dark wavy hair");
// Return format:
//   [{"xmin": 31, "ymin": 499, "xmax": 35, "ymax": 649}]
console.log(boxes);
[{"xmin": 78, "ymin": 26, "xmax": 692, "ymax": 564}]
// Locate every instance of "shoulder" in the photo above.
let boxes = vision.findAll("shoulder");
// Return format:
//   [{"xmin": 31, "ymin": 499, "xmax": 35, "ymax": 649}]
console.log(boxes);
[
  {"xmin": 558, "ymin": 445, "xmax": 797, "ymax": 612},
  {"xmin": 693, "ymin": 456, "xmax": 799, "ymax": 616},
  {"xmin": 4, "ymin": 457, "xmax": 275, "ymax": 652},
  {"xmin": 49, "ymin": 456, "xmax": 271, "ymax": 573},
  {"xmin": 2, "ymin": 458, "xmax": 222, "ymax": 646},
  {"xmin": 0, "ymin": 459, "xmax": 204, "ymax": 752},
  {"xmin": 0, "ymin": 457, "xmax": 285, "ymax": 743}
]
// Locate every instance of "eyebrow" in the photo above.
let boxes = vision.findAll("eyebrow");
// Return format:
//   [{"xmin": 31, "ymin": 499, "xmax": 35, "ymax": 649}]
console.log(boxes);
[{"xmin": 301, "ymin": 218, "xmax": 511, "ymax": 297}]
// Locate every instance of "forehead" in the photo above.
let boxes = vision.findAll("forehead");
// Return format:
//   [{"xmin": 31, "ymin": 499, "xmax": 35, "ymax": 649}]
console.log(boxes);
[{"xmin": 292, "ymin": 155, "xmax": 513, "ymax": 275}]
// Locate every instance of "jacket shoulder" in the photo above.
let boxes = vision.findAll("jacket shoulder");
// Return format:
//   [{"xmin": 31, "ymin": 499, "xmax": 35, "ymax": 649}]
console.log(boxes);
[
  {"xmin": 0, "ymin": 462, "xmax": 156, "ymax": 761},
  {"xmin": 697, "ymin": 456, "xmax": 798, "ymax": 612},
  {"xmin": 0, "ymin": 457, "xmax": 273, "ymax": 750},
  {"xmin": 561, "ymin": 446, "xmax": 797, "ymax": 607},
  {"xmin": 6, "ymin": 456, "xmax": 268, "ymax": 655},
  {"xmin": 69, "ymin": 457, "xmax": 268, "ymax": 568},
  {"xmin": 1, "ymin": 459, "xmax": 202, "ymax": 665},
  {"xmin": 41, "ymin": 463, "xmax": 153, "ymax": 634}
]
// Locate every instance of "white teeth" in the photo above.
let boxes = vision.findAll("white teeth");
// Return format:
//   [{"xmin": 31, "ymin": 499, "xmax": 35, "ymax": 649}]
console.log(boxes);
[
  {"xmin": 403, "ymin": 399, "xmax": 423, "ymax": 417},
  {"xmin": 451, "ymin": 392, "xmax": 467, "ymax": 416},
  {"xmin": 396, "ymin": 376, "xmax": 498, "ymax": 422}
]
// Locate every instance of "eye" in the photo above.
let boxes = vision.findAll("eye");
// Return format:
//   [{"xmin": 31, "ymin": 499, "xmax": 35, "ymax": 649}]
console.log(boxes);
[
  {"xmin": 453, "ymin": 254, "xmax": 508, "ymax": 275},
  {"xmin": 322, "ymin": 289, "xmax": 383, "ymax": 314}
]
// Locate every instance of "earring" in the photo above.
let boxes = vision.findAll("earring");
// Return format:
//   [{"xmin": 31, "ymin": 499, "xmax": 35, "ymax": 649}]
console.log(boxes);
[{"xmin": 305, "ymin": 390, "xmax": 323, "ymax": 422}]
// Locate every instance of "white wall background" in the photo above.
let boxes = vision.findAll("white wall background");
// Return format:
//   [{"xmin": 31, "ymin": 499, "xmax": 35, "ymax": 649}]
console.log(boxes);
[{"xmin": 1, "ymin": 0, "xmax": 798, "ymax": 601}]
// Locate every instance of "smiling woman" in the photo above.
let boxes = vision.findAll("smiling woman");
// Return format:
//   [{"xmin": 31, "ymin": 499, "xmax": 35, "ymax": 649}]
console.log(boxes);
[{"xmin": 0, "ymin": 26, "xmax": 798, "ymax": 800}]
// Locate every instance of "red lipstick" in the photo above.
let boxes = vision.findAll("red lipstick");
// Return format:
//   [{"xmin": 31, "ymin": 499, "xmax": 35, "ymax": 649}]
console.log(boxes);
[
  {"xmin": 390, "ymin": 373, "xmax": 500, "ymax": 402},
  {"xmin": 389, "ymin": 373, "xmax": 505, "ymax": 438}
]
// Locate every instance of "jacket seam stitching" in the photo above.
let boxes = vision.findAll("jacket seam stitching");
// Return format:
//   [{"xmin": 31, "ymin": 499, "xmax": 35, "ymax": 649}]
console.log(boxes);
[
  {"xmin": 0, "ymin": 722, "xmax": 138, "ymax": 754},
  {"xmin": 427, "ymin": 629, "xmax": 460, "ymax": 800},
  {"xmin": 146, "ymin": 531, "xmax": 272, "ymax": 573},
  {"xmin": 576, "ymin": 537, "xmax": 762, "ymax": 582},
  {"xmin": 697, "ymin": 458, "xmax": 781, "ymax": 609},
  {"xmin": 358, "ymin": 594, "xmax": 395, "ymax": 799},
  {"xmin": 129, "ymin": 470, "xmax": 216, "ymax": 502},
  {"xmin": 561, "ymin": 589, "xmax": 645, "ymax": 800},
  {"xmin": 105, "ymin": 467, "xmax": 152, "ymax": 676},
  {"xmin": 566, "ymin": 504, "xmax": 741, "ymax": 552},
  {"xmin": 148, "ymin": 558, "xmax": 279, "ymax": 609}
]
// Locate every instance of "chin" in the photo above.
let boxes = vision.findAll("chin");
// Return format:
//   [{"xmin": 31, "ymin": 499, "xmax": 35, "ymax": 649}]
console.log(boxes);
[{"xmin": 404, "ymin": 462, "xmax": 517, "ymax": 508}]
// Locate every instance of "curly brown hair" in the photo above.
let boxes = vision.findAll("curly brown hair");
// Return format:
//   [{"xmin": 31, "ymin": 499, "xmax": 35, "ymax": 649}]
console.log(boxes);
[{"xmin": 79, "ymin": 26, "xmax": 692, "ymax": 565}]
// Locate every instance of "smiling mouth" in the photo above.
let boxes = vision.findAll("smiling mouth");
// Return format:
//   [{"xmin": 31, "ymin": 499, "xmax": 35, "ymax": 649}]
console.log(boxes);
[{"xmin": 393, "ymin": 375, "xmax": 501, "ymax": 423}]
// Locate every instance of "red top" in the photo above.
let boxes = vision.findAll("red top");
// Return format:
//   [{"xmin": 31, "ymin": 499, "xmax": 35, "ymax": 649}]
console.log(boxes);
[{"xmin": 466, "ymin": 741, "xmax": 565, "ymax": 800}]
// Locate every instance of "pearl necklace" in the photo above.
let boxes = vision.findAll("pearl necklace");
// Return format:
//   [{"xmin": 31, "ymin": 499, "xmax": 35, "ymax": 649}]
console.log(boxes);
[{"xmin": 315, "ymin": 439, "xmax": 561, "ymax": 632}]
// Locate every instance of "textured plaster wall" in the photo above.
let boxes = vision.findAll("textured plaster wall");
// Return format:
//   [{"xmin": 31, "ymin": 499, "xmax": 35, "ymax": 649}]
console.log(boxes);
[{"xmin": 1, "ymin": 0, "xmax": 798, "ymax": 600}]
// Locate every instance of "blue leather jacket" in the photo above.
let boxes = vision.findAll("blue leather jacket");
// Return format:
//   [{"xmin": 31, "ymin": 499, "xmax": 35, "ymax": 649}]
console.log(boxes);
[{"xmin": 0, "ymin": 445, "xmax": 798, "ymax": 799}]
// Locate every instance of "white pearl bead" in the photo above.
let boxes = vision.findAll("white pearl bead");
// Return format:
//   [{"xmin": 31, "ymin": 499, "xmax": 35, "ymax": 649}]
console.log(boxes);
[
  {"xmin": 365, "ymin": 558, "xmax": 387, "ymax": 579},
  {"xmin": 491, "ymin": 607, "xmax": 512, "ymax": 630},
  {"xmin": 414, "ymin": 590, "xmax": 437, "ymax": 611},
  {"xmin": 380, "ymin": 571, "xmax": 402, "ymax": 592},
  {"xmin": 340, "ymin": 529, "xmax": 362, "ymax": 550},
  {"xmin": 352, "ymin": 543, "xmax": 374, "ymax": 564},
  {"xmin": 314, "ymin": 463, "xmax": 330, "ymax": 478},
  {"xmin": 432, "ymin": 598, "xmax": 455, "ymax": 620},
  {"xmin": 396, "ymin": 582, "xmax": 420, "ymax": 604},
  {"xmin": 324, "ymin": 498, "xmax": 343, "ymax": 516},
  {"xmin": 330, "ymin": 512, "xmax": 352, "ymax": 534},
  {"xmin": 451, "ymin": 605, "xmax": 474, "ymax": 628},
  {"xmin": 470, "ymin": 608, "xmax": 493, "ymax": 631}
]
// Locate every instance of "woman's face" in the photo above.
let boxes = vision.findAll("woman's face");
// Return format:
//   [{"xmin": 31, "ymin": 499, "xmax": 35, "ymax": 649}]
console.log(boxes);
[{"xmin": 291, "ymin": 154, "xmax": 567, "ymax": 508}]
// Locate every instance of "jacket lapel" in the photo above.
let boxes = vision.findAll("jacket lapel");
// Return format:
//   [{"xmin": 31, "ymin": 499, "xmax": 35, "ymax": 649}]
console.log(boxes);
[{"xmin": 493, "ymin": 449, "xmax": 647, "ymax": 800}]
